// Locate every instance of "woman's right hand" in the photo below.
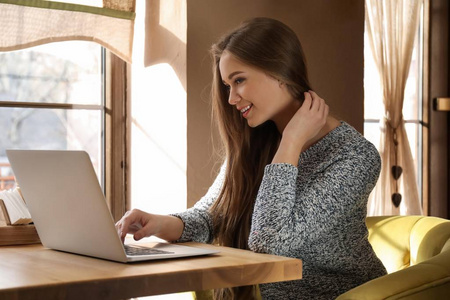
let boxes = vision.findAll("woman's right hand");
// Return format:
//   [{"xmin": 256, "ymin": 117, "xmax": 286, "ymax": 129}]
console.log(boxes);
[
  {"xmin": 115, "ymin": 209, "xmax": 184, "ymax": 243},
  {"xmin": 115, "ymin": 209, "xmax": 158, "ymax": 243}
]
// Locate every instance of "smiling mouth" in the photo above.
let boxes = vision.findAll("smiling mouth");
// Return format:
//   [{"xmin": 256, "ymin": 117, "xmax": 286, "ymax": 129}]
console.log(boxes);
[{"xmin": 240, "ymin": 105, "xmax": 252, "ymax": 116}]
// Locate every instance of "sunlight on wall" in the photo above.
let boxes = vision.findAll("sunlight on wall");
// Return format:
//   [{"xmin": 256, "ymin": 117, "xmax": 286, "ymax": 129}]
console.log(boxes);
[
  {"xmin": 130, "ymin": 0, "xmax": 187, "ymax": 217},
  {"xmin": 131, "ymin": 63, "xmax": 187, "ymax": 215}
]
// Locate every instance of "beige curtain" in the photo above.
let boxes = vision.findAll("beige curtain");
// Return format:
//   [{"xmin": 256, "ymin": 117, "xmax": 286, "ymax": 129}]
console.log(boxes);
[
  {"xmin": 0, "ymin": 0, "xmax": 135, "ymax": 62},
  {"xmin": 366, "ymin": 0, "xmax": 423, "ymax": 216}
]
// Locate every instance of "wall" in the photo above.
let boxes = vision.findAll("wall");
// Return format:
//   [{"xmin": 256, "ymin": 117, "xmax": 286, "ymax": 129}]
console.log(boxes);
[{"xmin": 186, "ymin": 0, "xmax": 365, "ymax": 207}]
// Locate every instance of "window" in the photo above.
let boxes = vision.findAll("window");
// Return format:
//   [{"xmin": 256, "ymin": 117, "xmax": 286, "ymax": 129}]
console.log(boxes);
[
  {"xmin": 364, "ymin": 6, "xmax": 425, "ymax": 200},
  {"xmin": 0, "ymin": 41, "xmax": 105, "ymax": 190}
]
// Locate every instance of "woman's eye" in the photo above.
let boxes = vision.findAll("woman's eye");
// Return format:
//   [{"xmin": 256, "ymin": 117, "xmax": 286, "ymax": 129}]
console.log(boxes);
[{"xmin": 235, "ymin": 78, "xmax": 244, "ymax": 84}]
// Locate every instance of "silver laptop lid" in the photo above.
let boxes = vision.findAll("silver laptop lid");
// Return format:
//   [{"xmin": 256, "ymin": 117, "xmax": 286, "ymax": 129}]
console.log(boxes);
[{"xmin": 6, "ymin": 150, "xmax": 128, "ymax": 262}]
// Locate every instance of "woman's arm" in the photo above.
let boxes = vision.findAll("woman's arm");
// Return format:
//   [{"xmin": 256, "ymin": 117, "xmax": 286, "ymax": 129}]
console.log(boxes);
[
  {"xmin": 115, "ymin": 163, "xmax": 226, "ymax": 244},
  {"xmin": 171, "ymin": 163, "xmax": 226, "ymax": 243}
]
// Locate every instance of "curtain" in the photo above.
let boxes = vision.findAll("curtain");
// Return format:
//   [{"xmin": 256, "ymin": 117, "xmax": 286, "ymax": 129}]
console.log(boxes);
[
  {"xmin": 0, "ymin": 0, "xmax": 135, "ymax": 62},
  {"xmin": 366, "ymin": 0, "xmax": 423, "ymax": 216}
]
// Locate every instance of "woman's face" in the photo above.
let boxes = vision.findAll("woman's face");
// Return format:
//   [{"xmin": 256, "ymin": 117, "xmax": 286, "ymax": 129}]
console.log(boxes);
[{"xmin": 219, "ymin": 51, "xmax": 299, "ymax": 131}]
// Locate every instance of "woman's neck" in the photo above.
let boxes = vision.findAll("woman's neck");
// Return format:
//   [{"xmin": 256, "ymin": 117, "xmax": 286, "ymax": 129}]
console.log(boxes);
[{"xmin": 273, "ymin": 100, "xmax": 302, "ymax": 134}]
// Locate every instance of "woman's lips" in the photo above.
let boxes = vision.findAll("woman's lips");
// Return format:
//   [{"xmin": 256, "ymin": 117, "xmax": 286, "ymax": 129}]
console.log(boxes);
[{"xmin": 240, "ymin": 104, "xmax": 252, "ymax": 118}]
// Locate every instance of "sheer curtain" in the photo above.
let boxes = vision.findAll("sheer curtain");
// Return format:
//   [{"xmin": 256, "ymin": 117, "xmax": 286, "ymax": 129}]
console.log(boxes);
[
  {"xmin": 366, "ymin": 0, "xmax": 423, "ymax": 216},
  {"xmin": 0, "ymin": 0, "xmax": 135, "ymax": 62}
]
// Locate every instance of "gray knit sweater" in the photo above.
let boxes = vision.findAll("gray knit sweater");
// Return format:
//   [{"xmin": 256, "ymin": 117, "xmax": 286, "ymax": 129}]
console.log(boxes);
[{"xmin": 173, "ymin": 122, "xmax": 387, "ymax": 299}]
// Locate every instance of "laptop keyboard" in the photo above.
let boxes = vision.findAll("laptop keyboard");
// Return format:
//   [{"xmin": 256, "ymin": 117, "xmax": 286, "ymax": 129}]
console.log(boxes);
[{"xmin": 124, "ymin": 245, "xmax": 174, "ymax": 256}]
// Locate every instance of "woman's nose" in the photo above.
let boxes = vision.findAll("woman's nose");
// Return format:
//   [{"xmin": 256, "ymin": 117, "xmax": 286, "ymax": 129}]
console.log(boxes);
[{"xmin": 228, "ymin": 88, "xmax": 240, "ymax": 105}]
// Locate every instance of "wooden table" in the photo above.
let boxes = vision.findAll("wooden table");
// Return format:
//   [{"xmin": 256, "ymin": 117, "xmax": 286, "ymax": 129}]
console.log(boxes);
[{"xmin": 0, "ymin": 242, "xmax": 302, "ymax": 299}]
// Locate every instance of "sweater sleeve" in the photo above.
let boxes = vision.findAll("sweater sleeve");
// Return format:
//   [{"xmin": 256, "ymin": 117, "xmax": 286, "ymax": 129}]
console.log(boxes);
[
  {"xmin": 171, "ymin": 163, "xmax": 226, "ymax": 244},
  {"xmin": 248, "ymin": 142, "xmax": 381, "ymax": 255}
]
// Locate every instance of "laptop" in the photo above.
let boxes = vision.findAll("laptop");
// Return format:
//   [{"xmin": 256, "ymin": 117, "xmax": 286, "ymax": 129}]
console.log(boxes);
[{"xmin": 6, "ymin": 149, "xmax": 218, "ymax": 263}]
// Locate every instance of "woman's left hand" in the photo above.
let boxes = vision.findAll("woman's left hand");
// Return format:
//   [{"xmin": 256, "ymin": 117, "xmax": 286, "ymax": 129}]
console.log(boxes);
[{"xmin": 283, "ymin": 91, "xmax": 328, "ymax": 145}]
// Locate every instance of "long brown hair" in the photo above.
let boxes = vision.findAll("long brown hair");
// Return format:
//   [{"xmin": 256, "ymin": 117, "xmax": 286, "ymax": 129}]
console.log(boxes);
[{"xmin": 209, "ymin": 17, "xmax": 312, "ymax": 299}]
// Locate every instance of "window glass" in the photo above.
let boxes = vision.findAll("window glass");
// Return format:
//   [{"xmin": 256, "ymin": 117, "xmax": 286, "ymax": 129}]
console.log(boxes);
[
  {"xmin": 0, "ymin": 42, "xmax": 101, "ymax": 105},
  {"xmin": 0, "ymin": 42, "xmax": 103, "ymax": 190}
]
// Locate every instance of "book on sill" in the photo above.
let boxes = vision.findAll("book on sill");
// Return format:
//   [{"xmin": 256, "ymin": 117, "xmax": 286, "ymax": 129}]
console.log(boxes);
[{"xmin": 0, "ymin": 189, "xmax": 32, "ymax": 225}]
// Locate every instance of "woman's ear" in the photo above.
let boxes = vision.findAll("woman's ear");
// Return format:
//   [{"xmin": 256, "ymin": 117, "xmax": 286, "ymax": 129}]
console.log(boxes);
[{"xmin": 278, "ymin": 80, "xmax": 285, "ymax": 88}]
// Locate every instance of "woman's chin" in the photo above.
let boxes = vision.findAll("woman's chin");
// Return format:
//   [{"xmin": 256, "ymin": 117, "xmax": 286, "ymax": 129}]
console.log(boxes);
[
  {"xmin": 246, "ymin": 119, "xmax": 258, "ymax": 128},
  {"xmin": 244, "ymin": 112, "xmax": 269, "ymax": 128}
]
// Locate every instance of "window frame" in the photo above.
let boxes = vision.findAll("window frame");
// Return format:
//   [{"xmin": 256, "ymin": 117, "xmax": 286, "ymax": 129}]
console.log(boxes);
[
  {"xmin": 421, "ymin": 0, "xmax": 430, "ymax": 216},
  {"xmin": 105, "ymin": 51, "xmax": 130, "ymax": 222}
]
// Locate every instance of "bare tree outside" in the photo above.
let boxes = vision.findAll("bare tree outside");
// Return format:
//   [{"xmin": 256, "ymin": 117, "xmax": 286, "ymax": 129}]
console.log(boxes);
[{"xmin": 0, "ymin": 41, "xmax": 103, "ymax": 189}]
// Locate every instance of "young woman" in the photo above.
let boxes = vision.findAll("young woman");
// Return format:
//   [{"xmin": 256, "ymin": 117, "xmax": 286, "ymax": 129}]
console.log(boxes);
[{"xmin": 116, "ymin": 17, "xmax": 387, "ymax": 299}]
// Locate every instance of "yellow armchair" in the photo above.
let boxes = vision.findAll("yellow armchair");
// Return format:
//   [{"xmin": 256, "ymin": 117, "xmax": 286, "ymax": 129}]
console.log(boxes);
[{"xmin": 337, "ymin": 215, "xmax": 450, "ymax": 299}]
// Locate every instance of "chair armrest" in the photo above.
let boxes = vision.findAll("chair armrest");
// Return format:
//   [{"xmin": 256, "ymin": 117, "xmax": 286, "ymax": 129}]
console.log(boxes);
[{"xmin": 336, "ymin": 250, "xmax": 450, "ymax": 300}]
